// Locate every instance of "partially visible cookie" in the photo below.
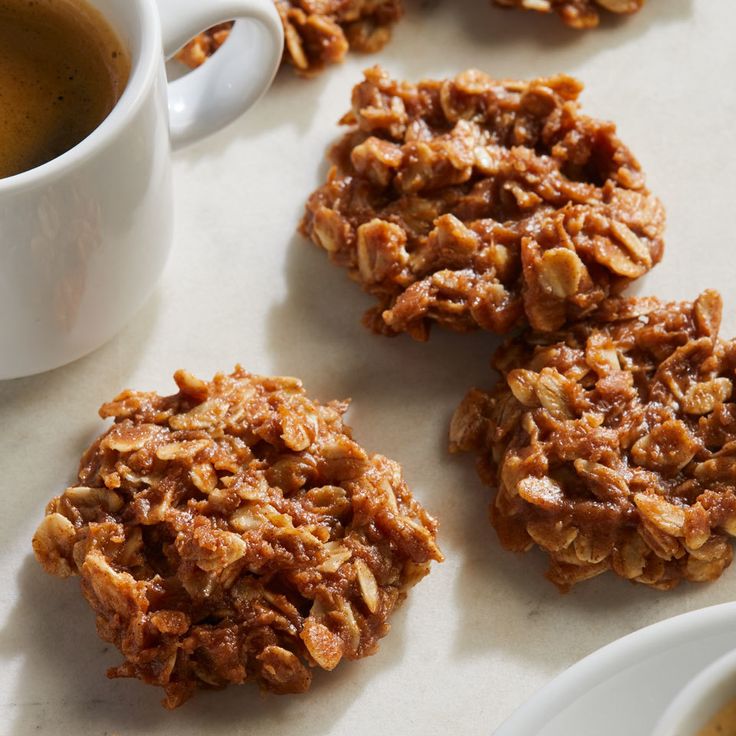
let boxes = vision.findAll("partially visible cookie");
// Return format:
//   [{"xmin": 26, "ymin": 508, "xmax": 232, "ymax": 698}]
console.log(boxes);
[
  {"xmin": 176, "ymin": 0, "xmax": 403, "ymax": 76},
  {"xmin": 176, "ymin": 23, "xmax": 232, "ymax": 69},
  {"xmin": 33, "ymin": 367, "xmax": 442, "ymax": 707},
  {"xmin": 177, "ymin": 0, "xmax": 645, "ymax": 75},
  {"xmin": 302, "ymin": 67, "xmax": 665, "ymax": 340},
  {"xmin": 493, "ymin": 0, "xmax": 644, "ymax": 29},
  {"xmin": 450, "ymin": 291, "xmax": 736, "ymax": 591}
]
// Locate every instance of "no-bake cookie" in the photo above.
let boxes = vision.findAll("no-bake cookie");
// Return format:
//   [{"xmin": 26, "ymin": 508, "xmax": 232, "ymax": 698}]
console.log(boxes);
[
  {"xmin": 33, "ymin": 367, "xmax": 442, "ymax": 707},
  {"xmin": 176, "ymin": 0, "xmax": 403, "ymax": 76},
  {"xmin": 301, "ymin": 67, "xmax": 665, "ymax": 340},
  {"xmin": 178, "ymin": 0, "xmax": 646, "ymax": 74},
  {"xmin": 493, "ymin": 0, "xmax": 644, "ymax": 29},
  {"xmin": 450, "ymin": 291, "xmax": 736, "ymax": 591}
]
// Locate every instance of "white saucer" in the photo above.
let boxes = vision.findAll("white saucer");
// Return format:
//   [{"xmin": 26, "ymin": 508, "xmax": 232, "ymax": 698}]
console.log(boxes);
[{"xmin": 495, "ymin": 602, "xmax": 736, "ymax": 736}]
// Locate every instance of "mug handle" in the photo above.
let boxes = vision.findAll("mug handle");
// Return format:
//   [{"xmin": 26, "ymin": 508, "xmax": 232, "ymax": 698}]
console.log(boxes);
[{"xmin": 155, "ymin": 0, "xmax": 283, "ymax": 148}]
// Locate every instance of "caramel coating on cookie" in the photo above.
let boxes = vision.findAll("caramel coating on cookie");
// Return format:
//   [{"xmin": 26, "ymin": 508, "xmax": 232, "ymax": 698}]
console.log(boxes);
[
  {"xmin": 302, "ymin": 67, "xmax": 665, "ymax": 340},
  {"xmin": 176, "ymin": 1, "xmax": 403, "ymax": 76},
  {"xmin": 33, "ymin": 367, "xmax": 441, "ymax": 707},
  {"xmin": 493, "ymin": 0, "xmax": 644, "ymax": 29},
  {"xmin": 451, "ymin": 292, "xmax": 736, "ymax": 591}
]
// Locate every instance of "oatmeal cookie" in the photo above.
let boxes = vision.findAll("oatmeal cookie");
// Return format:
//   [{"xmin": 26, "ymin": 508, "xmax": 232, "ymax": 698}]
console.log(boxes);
[
  {"xmin": 175, "ymin": 22, "xmax": 233, "ymax": 69},
  {"xmin": 33, "ymin": 367, "xmax": 442, "ymax": 708},
  {"xmin": 176, "ymin": 1, "xmax": 403, "ymax": 76},
  {"xmin": 493, "ymin": 0, "xmax": 644, "ymax": 29},
  {"xmin": 450, "ymin": 291, "xmax": 736, "ymax": 591},
  {"xmin": 301, "ymin": 67, "xmax": 665, "ymax": 341}
]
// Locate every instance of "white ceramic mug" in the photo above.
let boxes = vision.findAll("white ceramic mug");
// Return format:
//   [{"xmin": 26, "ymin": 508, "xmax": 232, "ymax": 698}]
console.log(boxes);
[
  {"xmin": 0, "ymin": 0, "xmax": 283, "ymax": 380},
  {"xmin": 653, "ymin": 648, "xmax": 736, "ymax": 736}
]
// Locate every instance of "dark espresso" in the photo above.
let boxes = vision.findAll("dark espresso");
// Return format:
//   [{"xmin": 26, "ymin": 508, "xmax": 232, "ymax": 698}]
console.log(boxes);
[{"xmin": 0, "ymin": 0, "xmax": 131, "ymax": 179}]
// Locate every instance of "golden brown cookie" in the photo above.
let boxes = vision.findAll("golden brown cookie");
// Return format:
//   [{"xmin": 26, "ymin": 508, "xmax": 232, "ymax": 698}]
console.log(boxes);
[
  {"xmin": 33, "ymin": 367, "xmax": 442, "ymax": 707},
  {"xmin": 176, "ymin": 0, "xmax": 403, "ymax": 76},
  {"xmin": 302, "ymin": 67, "xmax": 665, "ymax": 340},
  {"xmin": 450, "ymin": 291, "xmax": 736, "ymax": 591},
  {"xmin": 493, "ymin": 0, "xmax": 644, "ymax": 29}
]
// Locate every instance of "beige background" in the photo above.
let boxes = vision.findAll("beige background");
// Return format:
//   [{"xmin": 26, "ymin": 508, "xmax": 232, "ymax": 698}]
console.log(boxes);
[{"xmin": 1, "ymin": 0, "xmax": 734, "ymax": 733}]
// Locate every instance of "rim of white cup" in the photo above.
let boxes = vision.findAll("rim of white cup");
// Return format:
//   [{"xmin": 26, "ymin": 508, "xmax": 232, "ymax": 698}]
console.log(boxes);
[
  {"xmin": 0, "ymin": 0, "xmax": 159, "ymax": 195},
  {"xmin": 653, "ymin": 647, "xmax": 736, "ymax": 736}
]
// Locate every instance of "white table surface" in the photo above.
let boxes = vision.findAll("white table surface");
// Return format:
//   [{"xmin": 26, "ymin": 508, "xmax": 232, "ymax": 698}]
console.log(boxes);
[{"xmin": 1, "ymin": 1, "xmax": 734, "ymax": 733}]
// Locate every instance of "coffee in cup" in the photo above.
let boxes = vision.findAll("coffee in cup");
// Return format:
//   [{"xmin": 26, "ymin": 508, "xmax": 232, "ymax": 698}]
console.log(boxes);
[
  {"xmin": 0, "ymin": 0, "xmax": 283, "ymax": 380},
  {"xmin": 0, "ymin": 0, "xmax": 131, "ymax": 179}
]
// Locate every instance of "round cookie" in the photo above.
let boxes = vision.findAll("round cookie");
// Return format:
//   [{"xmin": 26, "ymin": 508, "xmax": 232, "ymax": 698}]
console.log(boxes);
[
  {"xmin": 302, "ymin": 67, "xmax": 665, "ymax": 340},
  {"xmin": 450, "ymin": 292, "xmax": 736, "ymax": 591},
  {"xmin": 33, "ymin": 367, "xmax": 442, "ymax": 707}
]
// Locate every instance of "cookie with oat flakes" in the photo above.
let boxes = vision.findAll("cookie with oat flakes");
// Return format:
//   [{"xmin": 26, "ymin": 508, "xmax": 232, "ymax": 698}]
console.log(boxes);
[
  {"xmin": 450, "ymin": 291, "xmax": 736, "ymax": 591},
  {"xmin": 33, "ymin": 366, "xmax": 442, "ymax": 707},
  {"xmin": 493, "ymin": 0, "xmax": 644, "ymax": 29},
  {"xmin": 302, "ymin": 67, "xmax": 665, "ymax": 341},
  {"xmin": 176, "ymin": 0, "xmax": 403, "ymax": 77}
]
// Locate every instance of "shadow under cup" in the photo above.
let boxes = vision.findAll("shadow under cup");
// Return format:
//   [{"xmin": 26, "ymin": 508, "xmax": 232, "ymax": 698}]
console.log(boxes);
[{"xmin": 0, "ymin": 0, "xmax": 173, "ymax": 380}]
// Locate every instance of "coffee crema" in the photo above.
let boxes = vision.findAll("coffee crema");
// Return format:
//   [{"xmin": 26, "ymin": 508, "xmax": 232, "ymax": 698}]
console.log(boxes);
[{"xmin": 0, "ymin": 0, "xmax": 131, "ymax": 179}]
